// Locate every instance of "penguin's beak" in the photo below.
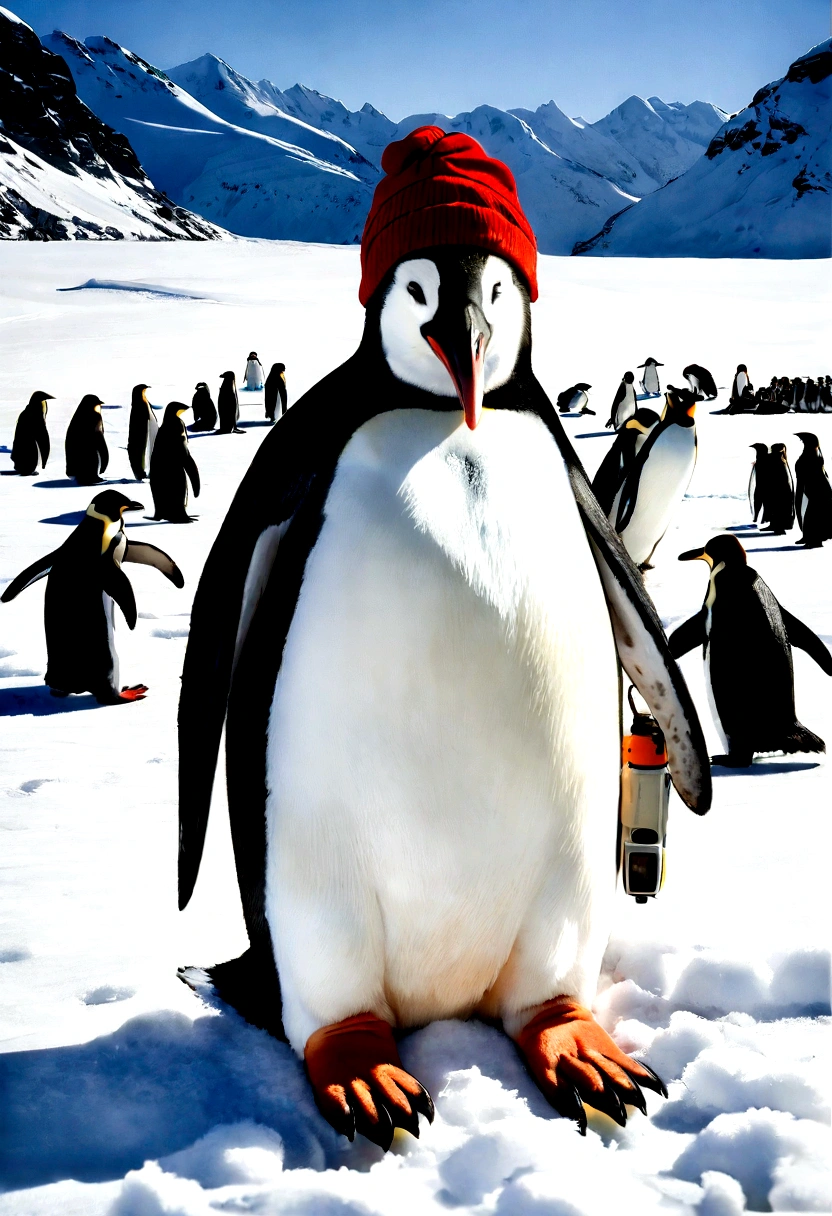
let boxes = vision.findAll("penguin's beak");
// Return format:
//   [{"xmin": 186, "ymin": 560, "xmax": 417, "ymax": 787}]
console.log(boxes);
[
  {"xmin": 678, "ymin": 547, "xmax": 710, "ymax": 563},
  {"xmin": 422, "ymin": 301, "xmax": 491, "ymax": 430},
  {"xmin": 126, "ymin": 501, "xmax": 144, "ymax": 512}
]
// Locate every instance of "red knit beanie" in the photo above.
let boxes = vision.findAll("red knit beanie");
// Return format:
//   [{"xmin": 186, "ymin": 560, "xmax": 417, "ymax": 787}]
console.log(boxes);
[{"xmin": 359, "ymin": 125, "xmax": 538, "ymax": 307}]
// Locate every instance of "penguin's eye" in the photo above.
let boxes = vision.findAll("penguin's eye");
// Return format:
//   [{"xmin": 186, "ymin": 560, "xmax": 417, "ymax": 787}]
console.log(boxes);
[
  {"xmin": 406, "ymin": 281, "xmax": 426, "ymax": 305},
  {"xmin": 491, "ymin": 282, "xmax": 502, "ymax": 303}
]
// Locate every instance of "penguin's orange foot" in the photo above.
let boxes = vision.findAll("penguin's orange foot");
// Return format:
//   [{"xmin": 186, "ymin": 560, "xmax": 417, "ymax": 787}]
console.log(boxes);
[
  {"xmin": 304, "ymin": 1012, "xmax": 434, "ymax": 1150},
  {"xmin": 117, "ymin": 684, "xmax": 148, "ymax": 702},
  {"xmin": 515, "ymin": 999, "xmax": 667, "ymax": 1134}
]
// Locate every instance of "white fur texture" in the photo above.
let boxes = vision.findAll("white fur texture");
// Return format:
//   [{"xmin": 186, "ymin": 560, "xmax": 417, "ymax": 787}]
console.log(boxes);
[
  {"xmin": 379, "ymin": 256, "xmax": 526, "ymax": 400},
  {"xmin": 263, "ymin": 408, "xmax": 620, "ymax": 1054},
  {"xmin": 619, "ymin": 424, "xmax": 697, "ymax": 566}
]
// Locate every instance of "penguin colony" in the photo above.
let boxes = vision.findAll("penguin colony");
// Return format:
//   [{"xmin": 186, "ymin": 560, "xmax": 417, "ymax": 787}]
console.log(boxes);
[{"xmin": 3, "ymin": 125, "xmax": 830, "ymax": 1153}]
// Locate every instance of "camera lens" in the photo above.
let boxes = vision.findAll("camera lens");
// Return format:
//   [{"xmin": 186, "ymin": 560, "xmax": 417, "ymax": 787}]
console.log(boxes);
[
  {"xmin": 628, "ymin": 851, "xmax": 658, "ymax": 893},
  {"xmin": 631, "ymin": 828, "xmax": 659, "ymax": 844}
]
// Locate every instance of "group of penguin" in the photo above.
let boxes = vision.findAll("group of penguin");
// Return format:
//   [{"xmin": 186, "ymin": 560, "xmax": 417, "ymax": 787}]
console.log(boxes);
[
  {"xmin": 3, "ymin": 356, "xmax": 290, "ymax": 703},
  {"xmin": 749, "ymin": 434, "xmax": 832, "ymax": 547},
  {"xmin": 556, "ymin": 356, "xmax": 674, "ymax": 419},
  {"xmin": 719, "ymin": 367, "xmax": 832, "ymax": 415}
]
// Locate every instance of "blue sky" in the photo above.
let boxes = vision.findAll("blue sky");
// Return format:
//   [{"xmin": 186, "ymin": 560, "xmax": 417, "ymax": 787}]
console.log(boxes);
[{"xmin": 12, "ymin": 0, "xmax": 828, "ymax": 121}]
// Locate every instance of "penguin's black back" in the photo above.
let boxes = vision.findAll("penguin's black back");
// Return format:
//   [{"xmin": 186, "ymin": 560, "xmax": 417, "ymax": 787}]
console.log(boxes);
[
  {"xmin": 150, "ymin": 414, "xmax": 196, "ymax": 522},
  {"xmin": 12, "ymin": 403, "xmax": 49, "ymax": 475},
  {"xmin": 65, "ymin": 403, "xmax": 107, "ymax": 484},
  {"xmin": 43, "ymin": 523, "xmax": 122, "ymax": 695},
  {"xmin": 127, "ymin": 393, "xmax": 157, "ymax": 480}
]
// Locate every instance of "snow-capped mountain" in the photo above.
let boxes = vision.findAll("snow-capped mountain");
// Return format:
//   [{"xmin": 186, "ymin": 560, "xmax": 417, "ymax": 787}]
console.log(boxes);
[
  {"xmin": 42, "ymin": 32, "xmax": 375, "ymax": 242},
  {"xmin": 591, "ymin": 95, "xmax": 729, "ymax": 186},
  {"xmin": 0, "ymin": 8, "xmax": 221, "ymax": 240},
  {"xmin": 577, "ymin": 40, "xmax": 832, "ymax": 259},
  {"xmin": 509, "ymin": 101, "xmax": 659, "ymax": 195}
]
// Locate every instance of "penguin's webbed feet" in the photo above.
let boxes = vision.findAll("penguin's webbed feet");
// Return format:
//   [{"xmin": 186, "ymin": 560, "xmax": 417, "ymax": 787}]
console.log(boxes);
[
  {"xmin": 96, "ymin": 684, "xmax": 148, "ymax": 704},
  {"xmin": 515, "ymin": 999, "xmax": 667, "ymax": 1135},
  {"xmin": 304, "ymin": 1012, "xmax": 434, "ymax": 1151}
]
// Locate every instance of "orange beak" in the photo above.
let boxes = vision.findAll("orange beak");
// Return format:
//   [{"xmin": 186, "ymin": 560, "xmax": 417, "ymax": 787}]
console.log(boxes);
[{"xmin": 422, "ymin": 300, "xmax": 490, "ymax": 431}]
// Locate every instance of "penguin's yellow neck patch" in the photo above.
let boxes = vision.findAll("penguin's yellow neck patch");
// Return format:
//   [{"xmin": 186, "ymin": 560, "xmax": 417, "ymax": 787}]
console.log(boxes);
[{"xmin": 86, "ymin": 505, "xmax": 123, "ymax": 554}]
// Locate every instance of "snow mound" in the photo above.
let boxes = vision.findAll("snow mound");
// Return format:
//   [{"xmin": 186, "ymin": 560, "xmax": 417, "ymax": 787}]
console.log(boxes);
[{"xmin": 578, "ymin": 40, "xmax": 832, "ymax": 258}]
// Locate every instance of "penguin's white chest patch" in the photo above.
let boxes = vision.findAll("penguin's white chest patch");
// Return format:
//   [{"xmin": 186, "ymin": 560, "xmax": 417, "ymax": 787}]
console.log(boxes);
[
  {"xmin": 265, "ymin": 408, "xmax": 619, "ymax": 1048},
  {"xmin": 620, "ymin": 426, "xmax": 696, "ymax": 565}
]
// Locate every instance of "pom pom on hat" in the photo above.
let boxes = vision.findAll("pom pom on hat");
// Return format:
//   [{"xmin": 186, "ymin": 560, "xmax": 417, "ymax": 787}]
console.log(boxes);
[{"xmin": 359, "ymin": 125, "xmax": 538, "ymax": 306}]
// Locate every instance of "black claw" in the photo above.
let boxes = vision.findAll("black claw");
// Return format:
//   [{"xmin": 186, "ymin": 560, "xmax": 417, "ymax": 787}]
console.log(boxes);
[
  {"xmin": 383, "ymin": 1093, "xmax": 420, "ymax": 1139},
  {"xmin": 410, "ymin": 1082, "xmax": 435, "ymax": 1125},
  {"xmin": 628, "ymin": 1062, "xmax": 668, "ymax": 1099},
  {"xmin": 579, "ymin": 1079, "xmax": 628, "ymax": 1128},
  {"xmin": 547, "ymin": 1081, "xmax": 587, "ymax": 1134},
  {"xmin": 323, "ymin": 1098, "xmax": 355, "ymax": 1143},
  {"xmin": 621, "ymin": 1077, "xmax": 648, "ymax": 1116},
  {"xmin": 354, "ymin": 1096, "xmax": 394, "ymax": 1151}
]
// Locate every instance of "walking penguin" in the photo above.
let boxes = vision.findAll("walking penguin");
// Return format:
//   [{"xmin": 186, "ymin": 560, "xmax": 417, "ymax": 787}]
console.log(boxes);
[
  {"xmin": 218, "ymin": 371, "xmax": 243, "ymax": 434},
  {"xmin": 1, "ymin": 490, "xmax": 183, "ymax": 704},
  {"xmin": 127, "ymin": 384, "xmax": 158, "ymax": 480},
  {"xmin": 670, "ymin": 534, "xmax": 832, "ymax": 766},
  {"xmin": 65, "ymin": 394, "xmax": 108, "ymax": 485},
  {"xmin": 605, "ymin": 372, "xmax": 636, "ymax": 429},
  {"xmin": 190, "ymin": 382, "xmax": 217, "ymax": 432},
  {"xmin": 243, "ymin": 352, "xmax": 265, "ymax": 391},
  {"xmin": 265, "ymin": 363, "xmax": 287, "ymax": 421},
  {"xmin": 794, "ymin": 432, "xmax": 832, "ymax": 548},
  {"xmin": 637, "ymin": 357, "xmax": 663, "ymax": 397},
  {"xmin": 150, "ymin": 402, "xmax": 200, "ymax": 523},
  {"xmin": 11, "ymin": 391, "xmax": 52, "ymax": 475},
  {"xmin": 177, "ymin": 126, "xmax": 710, "ymax": 1150}
]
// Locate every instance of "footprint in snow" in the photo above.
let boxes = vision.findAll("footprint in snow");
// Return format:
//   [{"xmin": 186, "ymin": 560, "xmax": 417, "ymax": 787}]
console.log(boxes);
[
  {"xmin": 18, "ymin": 779, "xmax": 55, "ymax": 795},
  {"xmin": 83, "ymin": 986, "xmax": 135, "ymax": 1006}
]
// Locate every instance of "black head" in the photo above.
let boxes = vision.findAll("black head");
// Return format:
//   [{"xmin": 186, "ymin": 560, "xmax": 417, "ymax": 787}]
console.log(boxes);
[
  {"xmin": 736, "ymin": 364, "xmax": 747, "ymax": 373},
  {"xmin": 87, "ymin": 490, "xmax": 143, "ymax": 522},
  {"xmin": 28, "ymin": 391, "xmax": 54, "ymax": 408},
  {"xmin": 369, "ymin": 245, "xmax": 531, "ymax": 430},
  {"xmin": 795, "ymin": 432, "xmax": 819, "ymax": 449},
  {"xmin": 271, "ymin": 363, "xmax": 285, "ymax": 373},
  {"xmin": 195, "ymin": 382, "xmax": 208, "ymax": 390},
  {"xmin": 164, "ymin": 401, "xmax": 190, "ymax": 423},
  {"xmin": 664, "ymin": 385, "xmax": 697, "ymax": 425},
  {"xmin": 574, "ymin": 382, "xmax": 591, "ymax": 391},
  {"xmin": 623, "ymin": 371, "xmax": 635, "ymax": 384},
  {"xmin": 79, "ymin": 393, "xmax": 104, "ymax": 410},
  {"xmin": 679, "ymin": 534, "xmax": 747, "ymax": 568},
  {"xmin": 770, "ymin": 442, "xmax": 787, "ymax": 457},
  {"xmin": 624, "ymin": 407, "xmax": 660, "ymax": 435},
  {"xmin": 221, "ymin": 371, "xmax": 236, "ymax": 381},
  {"xmin": 247, "ymin": 352, "xmax": 258, "ymax": 359},
  {"xmin": 750, "ymin": 443, "xmax": 769, "ymax": 456}
]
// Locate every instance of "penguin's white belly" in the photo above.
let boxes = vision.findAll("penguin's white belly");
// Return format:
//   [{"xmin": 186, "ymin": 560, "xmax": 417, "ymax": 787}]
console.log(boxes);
[
  {"xmin": 620, "ymin": 427, "xmax": 695, "ymax": 565},
  {"xmin": 642, "ymin": 368, "xmax": 659, "ymax": 395},
  {"xmin": 265, "ymin": 408, "xmax": 620, "ymax": 1052}
]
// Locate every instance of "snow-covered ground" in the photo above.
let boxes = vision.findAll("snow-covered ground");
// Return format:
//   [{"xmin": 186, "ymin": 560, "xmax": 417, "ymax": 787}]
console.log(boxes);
[{"xmin": 0, "ymin": 243, "xmax": 829, "ymax": 1215}]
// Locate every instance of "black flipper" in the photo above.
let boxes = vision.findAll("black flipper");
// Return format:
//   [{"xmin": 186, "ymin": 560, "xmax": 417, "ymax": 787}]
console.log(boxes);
[
  {"xmin": 1, "ymin": 551, "xmax": 57, "ymax": 602},
  {"xmin": 184, "ymin": 452, "xmax": 201, "ymax": 498},
  {"xmin": 780, "ymin": 606, "xmax": 832, "ymax": 675},
  {"xmin": 668, "ymin": 610, "xmax": 707, "ymax": 659},
  {"xmin": 124, "ymin": 541, "xmax": 185, "ymax": 587},
  {"xmin": 101, "ymin": 564, "xmax": 137, "ymax": 629},
  {"xmin": 37, "ymin": 420, "xmax": 50, "ymax": 468},
  {"xmin": 97, "ymin": 431, "xmax": 109, "ymax": 476}
]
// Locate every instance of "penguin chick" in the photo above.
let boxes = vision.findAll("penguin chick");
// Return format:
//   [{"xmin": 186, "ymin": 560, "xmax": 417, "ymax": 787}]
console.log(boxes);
[
  {"xmin": 65, "ymin": 394, "xmax": 108, "ymax": 485},
  {"xmin": 670, "ymin": 534, "xmax": 832, "ymax": 766},
  {"xmin": 150, "ymin": 403, "xmax": 200, "ymax": 523},
  {"xmin": 127, "ymin": 383, "xmax": 158, "ymax": 480},
  {"xmin": 265, "ymin": 363, "xmax": 287, "ymax": 421},
  {"xmin": 794, "ymin": 432, "xmax": 832, "ymax": 548},
  {"xmin": 605, "ymin": 372, "xmax": 636, "ymax": 429},
  {"xmin": 218, "ymin": 371, "xmax": 243, "ymax": 434},
  {"xmin": 12, "ymin": 391, "xmax": 53, "ymax": 475},
  {"xmin": 1, "ymin": 490, "xmax": 184, "ymax": 704},
  {"xmin": 602, "ymin": 386, "xmax": 698, "ymax": 569},
  {"xmin": 682, "ymin": 364, "xmax": 718, "ymax": 401}
]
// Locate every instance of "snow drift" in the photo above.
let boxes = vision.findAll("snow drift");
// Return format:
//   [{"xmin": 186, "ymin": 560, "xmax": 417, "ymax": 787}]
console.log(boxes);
[{"xmin": 577, "ymin": 40, "xmax": 832, "ymax": 259}]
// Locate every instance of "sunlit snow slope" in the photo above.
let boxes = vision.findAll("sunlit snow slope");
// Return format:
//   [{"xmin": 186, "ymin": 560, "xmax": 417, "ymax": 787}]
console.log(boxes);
[{"xmin": 0, "ymin": 243, "xmax": 829, "ymax": 1215}]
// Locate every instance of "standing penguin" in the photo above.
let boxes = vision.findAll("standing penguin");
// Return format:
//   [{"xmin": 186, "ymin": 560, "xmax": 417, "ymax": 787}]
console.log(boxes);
[
  {"xmin": 150, "ymin": 402, "xmax": 200, "ymax": 523},
  {"xmin": 791, "ymin": 378, "xmax": 806, "ymax": 412},
  {"xmin": 592, "ymin": 407, "xmax": 660, "ymax": 515},
  {"xmin": 730, "ymin": 364, "xmax": 751, "ymax": 406},
  {"xmin": 127, "ymin": 384, "xmax": 158, "ymax": 480},
  {"xmin": 794, "ymin": 432, "xmax": 832, "ymax": 548},
  {"xmin": 820, "ymin": 376, "xmax": 832, "ymax": 412},
  {"xmin": 11, "ymin": 391, "xmax": 53, "ymax": 475},
  {"xmin": 670, "ymin": 535, "xmax": 832, "ymax": 765},
  {"xmin": 605, "ymin": 372, "xmax": 637, "ymax": 429},
  {"xmin": 637, "ymin": 357, "xmax": 663, "ymax": 397},
  {"xmin": 1, "ymin": 490, "xmax": 183, "ymax": 704},
  {"xmin": 177, "ymin": 126, "xmax": 710, "ymax": 1149},
  {"xmin": 803, "ymin": 379, "xmax": 819, "ymax": 413},
  {"xmin": 65, "ymin": 394, "xmax": 108, "ymax": 485},
  {"xmin": 760, "ymin": 443, "xmax": 795, "ymax": 534},
  {"xmin": 218, "ymin": 371, "xmax": 243, "ymax": 434},
  {"xmin": 190, "ymin": 382, "xmax": 217, "ymax": 432},
  {"xmin": 748, "ymin": 443, "xmax": 769, "ymax": 524},
  {"xmin": 598, "ymin": 386, "xmax": 698, "ymax": 569},
  {"xmin": 243, "ymin": 352, "xmax": 265, "ymax": 391},
  {"xmin": 264, "ymin": 363, "xmax": 287, "ymax": 422},
  {"xmin": 682, "ymin": 364, "xmax": 718, "ymax": 401}
]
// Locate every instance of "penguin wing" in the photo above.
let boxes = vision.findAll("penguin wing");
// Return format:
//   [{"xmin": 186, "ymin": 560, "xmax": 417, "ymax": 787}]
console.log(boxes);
[
  {"xmin": 1, "ymin": 550, "xmax": 57, "ymax": 601},
  {"xmin": 178, "ymin": 354, "xmax": 366, "ymax": 909},
  {"xmin": 591, "ymin": 431, "xmax": 630, "ymax": 513},
  {"xmin": 38, "ymin": 420, "xmax": 50, "ymax": 467},
  {"xmin": 607, "ymin": 382, "xmax": 625, "ymax": 428},
  {"xmin": 668, "ymin": 610, "xmax": 707, "ymax": 658},
  {"xmin": 124, "ymin": 541, "xmax": 185, "ymax": 588},
  {"xmin": 529, "ymin": 381, "xmax": 712, "ymax": 815},
  {"xmin": 748, "ymin": 466, "xmax": 757, "ymax": 517},
  {"xmin": 101, "ymin": 564, "xmax": 137, "ymax": 629},
  {"xmin": 184, "ymin": 451, "xmax": 201, "ymax": 497},
  {"xmin": 779, "ymin": 606, "xmax": 832, "ymax": 675},
  {"xmin": 97, "ymin": 430, "xmax": 109, "ymax": 474}
]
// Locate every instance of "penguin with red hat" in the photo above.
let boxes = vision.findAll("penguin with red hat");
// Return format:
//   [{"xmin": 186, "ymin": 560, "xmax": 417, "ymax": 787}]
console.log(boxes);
[{"xmin": 178, "ymin": 126, "xmax": 711, "ymax": 1147}]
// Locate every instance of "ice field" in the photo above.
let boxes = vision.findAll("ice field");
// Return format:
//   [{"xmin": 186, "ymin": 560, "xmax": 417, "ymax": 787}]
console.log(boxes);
[{"xmin": 0, "ymin": 243, "xmax": 829, "ymax": 1214}]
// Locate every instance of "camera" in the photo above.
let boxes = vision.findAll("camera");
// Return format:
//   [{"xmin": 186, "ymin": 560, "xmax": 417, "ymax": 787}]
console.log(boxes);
[{"xmin": 620, "ymin": 689, "xmax": 670, "ymax": 903}]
